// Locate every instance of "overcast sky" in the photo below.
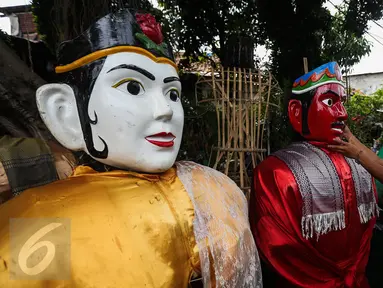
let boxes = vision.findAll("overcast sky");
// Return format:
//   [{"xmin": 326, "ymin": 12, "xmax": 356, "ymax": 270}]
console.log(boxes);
[{"xmin": 1, "ymin": 0, "xmax": 382, "ymax": 75}]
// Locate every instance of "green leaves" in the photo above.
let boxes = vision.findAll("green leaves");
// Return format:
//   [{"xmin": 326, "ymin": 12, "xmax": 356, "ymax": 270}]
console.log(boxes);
[
  {"xmin": 135, "ymin": 32, "xmax": 168, "ymax": 56},
  {"xmin": 251, "ymin": 0, "xmax": 381, "ymax": 86},
  {"xmin": 31, "ymin": 0, "xmax": 157, "ymax": 52},
  {"xmin": 345, "ymin": 88, "xmax": 383, "ymax": 146},
  {"xmin": 321, "ymin": 5, "xmax": 372, "ymax": 75},
  {"xmin": 158, "ymin": 0, "xmax": 262, "ymax": 66},
  {"xmin": 345, "ymin": 0, "xmax": 383, "ymax": 37}
]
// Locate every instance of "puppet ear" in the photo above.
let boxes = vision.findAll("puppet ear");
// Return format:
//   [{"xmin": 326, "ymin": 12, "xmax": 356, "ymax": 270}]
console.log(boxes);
[
  {"xmin": 36, "ymin": 83, "xmax": 85, "ymax": 151},
  {"xmin": 288, "ymin": 99, "xmax": 303, "ymax": 134}
]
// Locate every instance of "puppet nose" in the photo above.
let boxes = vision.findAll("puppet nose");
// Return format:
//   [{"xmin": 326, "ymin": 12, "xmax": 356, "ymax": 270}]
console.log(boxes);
[
  {"xmin": 152, "ymin": 95, "xmax": 173, "ymax": 121},
  {"xmin": 335, "ymin": 102, "xmax": 348, "ymax": 120}
]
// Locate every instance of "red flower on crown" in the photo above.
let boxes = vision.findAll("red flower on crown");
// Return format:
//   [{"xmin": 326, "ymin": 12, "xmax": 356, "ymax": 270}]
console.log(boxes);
[{"xmin": 136, "ymin": 13, "xmax": 163, "ymax": 45}]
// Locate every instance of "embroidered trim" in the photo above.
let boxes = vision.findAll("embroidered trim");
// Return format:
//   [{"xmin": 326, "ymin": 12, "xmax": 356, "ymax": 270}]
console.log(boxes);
[
  {"xmin": 345, "ymin": 157, "xmax": 379, "ymax": 223},
  {"xmin": 274, "ymin": 143, "xmax": 345, "ymax": 239},
  {"xmin": 274, "ymin": 142, "xmax": 377, "ymax": 240}
]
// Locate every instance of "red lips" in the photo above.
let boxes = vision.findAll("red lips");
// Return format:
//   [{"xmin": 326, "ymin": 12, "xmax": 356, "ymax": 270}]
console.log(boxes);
[{"xmin": 145, "ymin": 132, "xmax": 176, "ymax": 148}]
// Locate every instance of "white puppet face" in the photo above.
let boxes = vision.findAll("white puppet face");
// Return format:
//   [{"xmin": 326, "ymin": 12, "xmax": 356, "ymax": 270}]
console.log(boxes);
[{"xmin": 36, "ymin": 52, "xmax": 184, "ymax": 173}]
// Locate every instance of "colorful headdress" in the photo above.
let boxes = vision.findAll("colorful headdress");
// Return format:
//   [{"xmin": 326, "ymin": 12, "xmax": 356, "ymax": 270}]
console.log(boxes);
[
  {"xmin": 54, "ymin": 9, "xmax": 176, "ymax": 74},
  {"xmin": 292, "ymin": 62, "xmax": 345, "ymax": 95}
]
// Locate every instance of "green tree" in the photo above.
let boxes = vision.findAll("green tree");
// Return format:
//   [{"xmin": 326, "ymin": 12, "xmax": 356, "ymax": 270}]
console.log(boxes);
[
  {"xmin": 176, "ymin": 73, "xmax": 218, "ymax": 163},
  {"xmin": 256, "ymin": 0, "xmax": 383, "ymax": 85},
  {"xmin": 32, "ymin": 0, "xmax": 161, "ymax": 52},
  {"xmin": 157, "ymin": 0, "xmax": 264, "ymax": 67},
  {"xmin": 345, "ymin": 88, "xmax": 383, "ymax": 147},
  {"xmin": 344, "ymin": 0, "xmax": 383, "ymax": 37},
  {"xmin": 157, "ymin": 0, "xmax": 383, "ymax": 84},
  {"xmin": 321, "ymin": 4, "xmax": 372, "ymax": 75}
]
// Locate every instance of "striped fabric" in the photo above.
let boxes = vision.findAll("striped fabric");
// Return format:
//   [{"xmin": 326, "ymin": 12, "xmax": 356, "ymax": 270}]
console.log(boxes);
[{"xmin": 0, "ymin": 136, "xmax": 76, "ymax": 204}]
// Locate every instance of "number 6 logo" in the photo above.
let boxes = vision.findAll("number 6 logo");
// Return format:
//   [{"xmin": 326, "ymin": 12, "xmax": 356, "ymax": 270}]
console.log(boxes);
[{"xmin": 18, "ymin": 223, "xmax": 63, "ymax": 276}]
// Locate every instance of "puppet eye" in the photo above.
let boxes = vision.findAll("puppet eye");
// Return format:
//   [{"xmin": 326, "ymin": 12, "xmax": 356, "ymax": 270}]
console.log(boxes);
[
  {"xmin": 322, "ymin": 98, "xmax": 333, "ymax": 107},
  {"xmin": 167, "ymin": 89, "xmax": 180, "ymax": 102},
  {"xmin": 112, "ymin": 78, "xmax": 145, "ymax": 96}
]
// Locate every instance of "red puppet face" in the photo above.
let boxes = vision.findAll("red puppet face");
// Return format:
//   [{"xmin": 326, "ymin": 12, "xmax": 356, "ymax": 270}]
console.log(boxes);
[{"xmin": 288, "ymin": 83, "xmax": 348, "ymax": 143}]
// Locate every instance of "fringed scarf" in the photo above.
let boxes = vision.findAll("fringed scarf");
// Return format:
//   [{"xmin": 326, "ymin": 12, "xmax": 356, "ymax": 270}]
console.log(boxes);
[{"xmin": 274, "ymin": 142, "xmax": 379, "ymax": 240}]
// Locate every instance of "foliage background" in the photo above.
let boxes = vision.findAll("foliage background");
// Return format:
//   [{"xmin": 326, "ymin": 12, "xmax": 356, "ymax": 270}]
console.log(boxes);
[
  {"xmin": 176, "ymin": 73, "xmax": 218, "ymax": 164},
  {"xmin": 26, "ymin": 0, "xmax": 383, "ymax": 162},
  {"xmin": 345, "ymin": 88, "xmax": 383, "ymax": 147}
]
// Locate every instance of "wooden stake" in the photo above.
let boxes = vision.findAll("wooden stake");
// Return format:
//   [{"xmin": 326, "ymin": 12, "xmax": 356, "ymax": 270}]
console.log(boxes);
[
  {"xmin": 246, "ymin": 70, "xmax": 254, "ymax": 168},
  {"xmin": 238, "ymin": 69, "xmax": 244, "ymax": 189},
  {"xmin": 233, "ymin": 67, "xmax": 238, "ymax": 175},
  {"xmin": 225, "ymin": 68, "xmax": 232, "ymax": 175},
  {"xmin": 256, "ymin": 70, "xmax": 262, "ymax": 163},
  {"xmin": 260, "ymin": 72, "xmax": 272, "ymax": 161},
  {"xmin": 249, "ymin": 69, "xmax": 256, "ymax": 167},
  {"xmin": 221, "ymin": 71, "xmax": 226, "ymax": 151},
  {"xmin": 303, "ymin": 57, "xmax": 309, "ymax": 73},
  {"xmin": 212, "ymin": 67, "xmax": 221, "ymax": 149}
]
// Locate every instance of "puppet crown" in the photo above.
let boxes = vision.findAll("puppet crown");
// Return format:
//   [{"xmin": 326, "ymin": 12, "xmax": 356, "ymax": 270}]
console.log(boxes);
[
  {"xmin": 55, "ymin": 8, "xmax": 176, "ymax": 73},
  {"xmin": 292, "ymin": 62, "xmax": 345, "ymax": 95}
]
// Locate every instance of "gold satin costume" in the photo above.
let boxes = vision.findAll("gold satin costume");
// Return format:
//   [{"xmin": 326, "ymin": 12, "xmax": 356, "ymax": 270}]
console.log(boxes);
[{"xmin": 0, "ymin": 162, "xmax": 256, "ymax": 287}]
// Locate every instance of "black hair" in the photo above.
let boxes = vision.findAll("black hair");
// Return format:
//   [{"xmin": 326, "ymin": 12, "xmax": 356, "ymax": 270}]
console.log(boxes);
[
  {"xmin": 288, "ymin": 89, "xmax": 316, "ymax": 136},
  {"xmin": 58, "ymin": 57, "xmax": 109, "ymax": 161}
]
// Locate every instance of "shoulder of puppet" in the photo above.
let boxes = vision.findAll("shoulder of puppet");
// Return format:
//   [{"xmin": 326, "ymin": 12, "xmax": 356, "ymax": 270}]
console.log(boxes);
[
  {"xmin": 0, "ymin": 175, "xmax": 87, "ymax": 223},
  {"xmin": 175, "ymin": 161, "xmax": 247, "ymax": 205},
  {"xmin": 175, "ymin": 160, "xmax": 236, "ymax": 184}
]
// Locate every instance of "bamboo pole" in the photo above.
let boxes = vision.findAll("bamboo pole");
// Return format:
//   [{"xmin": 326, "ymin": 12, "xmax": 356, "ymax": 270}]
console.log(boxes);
[
  {"xmin": 212, "ymin": 67, "xmax": 220, "ymax": 149},
  {"xmin": 249, "ymin": 69, "xmax": 256, "ymax": 167},
  {"xmin": 226, "ymin": 67, "xmax": 231, "ymax": 149},
  {"xmin": 221, "ymin": 70, "xmax": 226, "ymax": 151},
  {"xmin": 260, "ymin": 72, "xmax": 272, "ymax": 161},
  {"xmin": 256, "ymin": 70, "xmax": 262, "ymax": 163},
  {"xmin": 213, "ymin": 148, "xmax": 266, "ymax": 152},
  {"xmin": 233, "ymin": 67, "xmax": 238, "ymax": 175},
  {"xmin": 213, "ymin": 68, "xmax": 226, "ymax": 167},
  {"xmin": 225, "ymin": 68, "xmax": 232, "ymax": 175},
  {"xmin": 238, "ymin": 68, "xmax": 244, "ymax": 189},
  {"xmin": 204, "ymin": 64, "xmax": 277, "ymax": 195},
  {"xmin": 214, "ymin": 69, "xmax": 225, "ymax": 166},
  {"xmin": 244, "ymin": 69, "xmax": 250, "ymax": 150},
  {"xmin": 303, "ymin": 57, "xmax": 309, "ymax": 73}
]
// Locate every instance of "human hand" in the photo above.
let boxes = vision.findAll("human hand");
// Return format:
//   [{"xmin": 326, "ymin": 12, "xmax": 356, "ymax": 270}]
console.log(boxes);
[
  {"xmin": 328, "ymin": 125, "xmax": 364, "ymax": 159},
  {"xmin": 327, "ymin": 137, "xmax": 362, "ymax": 159},
  {"xmin": 341, "ymin": 126, "xmax": 361, "ymax": 146},
  {"xmin": 342, "ymin": 126, "xmax": 352, "ymax": 140}
]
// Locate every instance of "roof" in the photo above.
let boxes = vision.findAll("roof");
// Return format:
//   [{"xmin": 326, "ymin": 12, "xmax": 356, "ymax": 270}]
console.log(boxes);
[
  {"xmin": 345, "ymin": 70, "xmax": 383, "ymax": 77},
  {"xmin": 0, "ymin": 5, "xmax": 32, "ymax": 16},
  {"xmin": 175, "ymin": 52, "xmax": 220, "ymax": 74}
]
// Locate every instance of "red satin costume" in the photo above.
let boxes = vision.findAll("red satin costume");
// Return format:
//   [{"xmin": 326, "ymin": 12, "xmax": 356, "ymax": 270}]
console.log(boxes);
[
  {"xmin": 250, "ymin": 146, "xmax": 377, "ymax": 287},
  {"xmin": 250, "ymin": 63, "xmax": 378, "ymax": 288}
]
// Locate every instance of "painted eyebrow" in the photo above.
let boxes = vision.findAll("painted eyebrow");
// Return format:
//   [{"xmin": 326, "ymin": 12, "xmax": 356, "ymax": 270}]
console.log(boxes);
[
  {"xmin": 322, "ymin": 90, "xmax": 347, "ymax": 102},
  {"xmin": 107, "ymin": 64, "xmax": 155, "ymax": 81},
  {"xmin": 163, "ymin": 76, "xmax": 180, "ymax": 84},
  {"xmin": 322, "ymin": 90, "xmax": 340, "ymax": 97}
]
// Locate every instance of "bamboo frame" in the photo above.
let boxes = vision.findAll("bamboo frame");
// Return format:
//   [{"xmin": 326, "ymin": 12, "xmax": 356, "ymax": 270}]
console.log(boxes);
[{"xmin": 196, "ymin": 67, "xmax": 277, "ymax": 199}]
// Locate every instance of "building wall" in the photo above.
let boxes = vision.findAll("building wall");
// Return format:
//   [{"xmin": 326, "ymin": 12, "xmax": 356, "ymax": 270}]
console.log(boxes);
[
  {"xmin": 17, "ymin": 13, "xmax": 36, "ymax": 34},
  {"xmin": 2, "ymin": 5, "xmax": 39, "ymax": 41},
  {"xmin": 14, "ymin": 12, "xmax": 39, "ymax": 41},
  {"xmin": 346, "ymin": 72, "xmax": 383, "ymax": 95}
]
